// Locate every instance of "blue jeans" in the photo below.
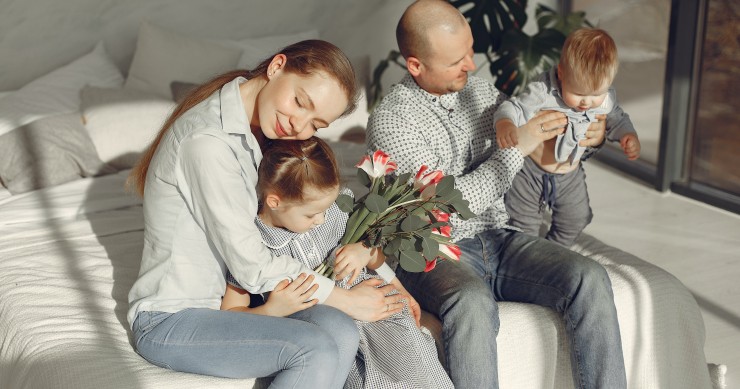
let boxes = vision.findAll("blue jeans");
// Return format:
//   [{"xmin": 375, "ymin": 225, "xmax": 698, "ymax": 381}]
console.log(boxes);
[
  {"xmin": 133, "ymin": 305, "xmax": 359, "ymax": 389},
  {"xmin": 396, "ymin": 228, "xmax": 626, "ymax": 389}
]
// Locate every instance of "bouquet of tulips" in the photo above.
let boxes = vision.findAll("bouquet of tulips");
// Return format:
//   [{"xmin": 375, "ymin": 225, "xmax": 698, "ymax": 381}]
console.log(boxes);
[{"xmin": 315, "ymin": 150, "xmax": 475, "ymax": 277}]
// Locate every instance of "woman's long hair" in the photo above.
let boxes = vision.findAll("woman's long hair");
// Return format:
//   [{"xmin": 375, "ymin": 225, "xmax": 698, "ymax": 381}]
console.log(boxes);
[{"xmin": 126, "ymin": 39, "xmax": 358, "ymax": 197}]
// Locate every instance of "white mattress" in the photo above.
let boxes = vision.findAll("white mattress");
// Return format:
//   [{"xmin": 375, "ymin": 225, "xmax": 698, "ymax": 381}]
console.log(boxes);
[{"xmin": 0, "ymin": 159, "xmax": 714, "ymax": 389}]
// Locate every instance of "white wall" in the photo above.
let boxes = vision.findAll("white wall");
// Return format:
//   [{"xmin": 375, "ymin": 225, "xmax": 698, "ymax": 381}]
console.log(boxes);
[{"xmin": 0, "ymin": 0, "xmax": 408, "ymax": 91}]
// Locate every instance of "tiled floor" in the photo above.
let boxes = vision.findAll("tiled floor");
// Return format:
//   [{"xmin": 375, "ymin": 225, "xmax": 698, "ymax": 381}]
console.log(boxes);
[{"xmin": 583, "ymin": 160, "xmax": 740, "ymax": 387}]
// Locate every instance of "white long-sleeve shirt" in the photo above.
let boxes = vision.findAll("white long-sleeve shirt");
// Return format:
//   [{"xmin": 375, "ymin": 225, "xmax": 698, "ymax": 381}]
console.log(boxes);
[{"xmin": 127, "ymin": 77, "xmax": 334, "ymax": 328}]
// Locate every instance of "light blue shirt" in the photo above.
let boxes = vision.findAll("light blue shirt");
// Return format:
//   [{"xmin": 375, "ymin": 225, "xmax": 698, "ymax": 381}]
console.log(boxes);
[{"xmin": 127, "ymin": 77, "xmax": 334, "ymax": 328}]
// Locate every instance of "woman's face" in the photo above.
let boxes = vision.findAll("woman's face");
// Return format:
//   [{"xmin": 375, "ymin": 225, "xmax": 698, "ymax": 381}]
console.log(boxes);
[{"xmin": 256, "ymin": 59, "xmax": 349, "ymax": 141}]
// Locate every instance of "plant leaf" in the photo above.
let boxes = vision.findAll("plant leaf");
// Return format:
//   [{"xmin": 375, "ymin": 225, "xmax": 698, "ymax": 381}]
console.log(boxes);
[
  {"xmin": 363, "ymin": 193, "xmax": 389, "ymax": 213},
  {"xmin": 399, "ymin": 250, "xmax": 426, "ymax": 272},
  {"xmin": 422, "ymin": 237, "xmax": 439, "ymax": 259},
  {"xmin": 401, "ymin": 214, "xmax": 425, "ymax": 232},
  {"xmin": 335, "ymin": 194, "xmax": 354, "ymax": 213}
]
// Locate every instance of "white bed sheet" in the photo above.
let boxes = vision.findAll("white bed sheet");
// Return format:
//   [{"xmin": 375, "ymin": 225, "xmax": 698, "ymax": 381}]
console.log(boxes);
[{"xmin": 0, "ymin": 158, "xmax": 714, "ymax": 389}]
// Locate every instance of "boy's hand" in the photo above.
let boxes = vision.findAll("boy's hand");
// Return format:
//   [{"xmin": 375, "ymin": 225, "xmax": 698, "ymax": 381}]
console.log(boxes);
[
  {"xmin": 620, "ymin": 133, "xmax": 641, "ymax": 160},
  {"xmin": 495, "ymin": 119, "xmax": 519, "ymax": 149},
  {"xmin": 262, "ymin": 273, "xmax": 318, "ymax": 317},
  {"xmin": 579, "ymin": 114, "xmax": 607, "ymax": 147},
  {"xmin": 334, "ymin": 243, "xmax": 373, "ymax": 285}
]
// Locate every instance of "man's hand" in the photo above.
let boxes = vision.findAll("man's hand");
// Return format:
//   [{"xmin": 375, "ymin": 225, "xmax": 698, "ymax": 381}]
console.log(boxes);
[{"xmin": 513, "ymin": 111, "xmax": 568, "ymax": 156}]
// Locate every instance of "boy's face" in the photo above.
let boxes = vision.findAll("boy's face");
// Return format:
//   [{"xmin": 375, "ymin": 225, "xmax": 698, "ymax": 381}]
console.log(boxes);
[
  {"xmin": 558, "ymin": 66, "xmax": 610, "ymax": 112},
  {"xmin": 266, "ymin": 185, "xmax": 340, "ymax": 234}
]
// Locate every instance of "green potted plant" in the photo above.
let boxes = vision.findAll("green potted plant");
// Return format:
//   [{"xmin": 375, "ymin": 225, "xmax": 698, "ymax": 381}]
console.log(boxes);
[{"xmin": 368, "ymin": 1, "xmax": 592, "ymax": 110}]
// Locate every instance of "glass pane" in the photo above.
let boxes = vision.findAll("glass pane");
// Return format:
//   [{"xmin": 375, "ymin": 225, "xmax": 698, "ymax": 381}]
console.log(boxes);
[
  {"xmin": 570, "ymin": 0, "xmax": 671, "ymax": 165},
  {"xmin": 689, "ymin": 0, "xmax": 740, "ymax": 195}
]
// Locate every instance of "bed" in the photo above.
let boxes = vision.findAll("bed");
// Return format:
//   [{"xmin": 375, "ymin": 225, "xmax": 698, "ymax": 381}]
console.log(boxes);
[{"xmin": 0, "ymin": 8, "xmax": 716, "ymax": 389}]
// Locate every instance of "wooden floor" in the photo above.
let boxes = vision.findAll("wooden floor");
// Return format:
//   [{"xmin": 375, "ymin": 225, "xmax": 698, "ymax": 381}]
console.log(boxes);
[{"xmin": 583, "ymin": 160, "xmax": 740, "ymax": 387}]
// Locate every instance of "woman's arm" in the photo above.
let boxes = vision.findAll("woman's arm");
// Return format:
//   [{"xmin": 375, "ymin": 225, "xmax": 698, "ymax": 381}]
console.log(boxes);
[{"xmin": 324, "ymin": 279, "xmax": 401, "ymax": 322}]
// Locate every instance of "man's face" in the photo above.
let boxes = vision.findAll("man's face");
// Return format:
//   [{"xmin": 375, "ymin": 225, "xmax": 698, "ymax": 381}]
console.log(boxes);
[{"xmin": 414, "ymin": 24, "xmax": 476, "ymax": 96}]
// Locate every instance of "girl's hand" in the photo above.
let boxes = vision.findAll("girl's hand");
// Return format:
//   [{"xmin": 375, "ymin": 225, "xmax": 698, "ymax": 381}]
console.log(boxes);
[
  {"xmin": 261, "ymin": 273, "xmax": 318, "ymax": 317},
  {"xmin": 334, "ymin": 243, "xmax": 373, "ymax": 285}
]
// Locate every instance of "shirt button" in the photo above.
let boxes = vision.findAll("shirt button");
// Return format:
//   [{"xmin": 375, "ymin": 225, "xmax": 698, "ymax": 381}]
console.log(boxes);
[{"xmin": 432, "ymin": 98, "xmax": 437, "ymax": 102}]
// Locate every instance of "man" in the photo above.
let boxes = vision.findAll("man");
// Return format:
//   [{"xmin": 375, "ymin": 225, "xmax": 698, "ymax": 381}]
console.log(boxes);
[{"xmin": 366, "ymin": 1, "xmax": 626, "ymax": 388}]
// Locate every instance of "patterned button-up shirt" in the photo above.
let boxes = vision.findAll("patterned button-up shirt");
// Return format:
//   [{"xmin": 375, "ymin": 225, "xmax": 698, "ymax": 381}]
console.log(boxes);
[{"xmin": 367, "ymin": 74, "xmax": 524, "ymax": 243}]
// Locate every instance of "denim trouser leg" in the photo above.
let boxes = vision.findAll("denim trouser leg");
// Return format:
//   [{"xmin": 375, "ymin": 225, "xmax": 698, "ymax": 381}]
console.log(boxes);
[
  {"xmin": 288, "ymin": 305, "xmax": 360, "ymax": 388},
  {"xmin": 396, "ymin": 257, "xmax": 499, "ymax": 389},
  {"xmin": 133, "ymin": 306, "xmax": 358, "ymax": 389},
  {"xmin": 458, "ymin": 229, "xmax": 627, "ymax": 389}
]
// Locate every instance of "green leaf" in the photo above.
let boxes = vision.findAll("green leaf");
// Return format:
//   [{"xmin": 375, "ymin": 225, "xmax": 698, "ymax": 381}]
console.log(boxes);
[
  {"xmin": 384, "ymin": 237, "xmax": 403, "ymax": 256},
  {"xmin": 450, "ymin": 0, "xmax": 528, "ymax": 54},
  {"xmin": 363, "ymin": 193, "xmax": 389, "ymax": 213},
  {"xmin": 454, "ymin": 200, "xmax": 477, "ymax": 220},
  {"xmin": 335, "ymin": 194, "xmax": 354, "ymax": 213},
  {"xmin": 400, "ymin": 214, "xmax": 425, "ymax": 232},
  {"xmin": 357, "ymin": 169, "xmax": 372, "ymax": 188},
  {"xmin": 422, "ymin": 237, "xmax": 439, "ymax": 259},
  {"xmin": 399, "ymin": 250, "xmax": 426, "ymax": 272},
  {"xmin": 435, "ymin": 175, "xmax": 455, "ymax": 197}
]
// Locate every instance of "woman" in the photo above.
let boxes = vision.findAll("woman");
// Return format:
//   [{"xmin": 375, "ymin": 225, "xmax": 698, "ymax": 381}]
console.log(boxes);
[{"xmin": 126, "ymin": 40, "xmax": 400, "ymax": 389}]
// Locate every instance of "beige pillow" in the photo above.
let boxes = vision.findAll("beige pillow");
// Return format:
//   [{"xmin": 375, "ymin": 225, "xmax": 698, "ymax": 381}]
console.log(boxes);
[
  {"xmin": 234, "ymin": 30, "xmax": 320, "ymax": 69},
  {"xmin": 81, "ymin": 86, "xmax": 176, "ymax": 169},
  {"xmin": 125, "ymin": 22, "xmax": 242, "ymax": 98}
]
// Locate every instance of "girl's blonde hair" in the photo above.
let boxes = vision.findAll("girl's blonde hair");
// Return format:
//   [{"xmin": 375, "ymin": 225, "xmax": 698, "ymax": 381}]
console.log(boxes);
[
  {"xmin": 559, "ymin": 28, "xmax": 618, "ymax": 90},
  {"xmin": 127, "ymin": 39, "xmax": 358, "ymax": 197},
  {"xmin": 256, "ymin": 137, "xmax": 340, "ymax": 205}
]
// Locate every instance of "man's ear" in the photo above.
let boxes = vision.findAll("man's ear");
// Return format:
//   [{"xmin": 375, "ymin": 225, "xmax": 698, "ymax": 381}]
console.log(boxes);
[
  {"xmin": 264, "ymin": 193, "xmax": 282, "ymax": 210},
  {"xmin": 406, "ymin": 56, "xmax": 422, "ymax": 77}
]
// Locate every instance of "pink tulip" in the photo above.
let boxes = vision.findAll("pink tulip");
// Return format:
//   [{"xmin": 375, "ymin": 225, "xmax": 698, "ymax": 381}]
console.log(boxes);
[
  {"xmin": 414, "ymin": 165, "xmax": 444, "ymax": 192},
  {"xmin": 439, "ymin": 242, "xmax": 461, "ymax": 261},
  {"xmin": 431, "ymin": 209, "xmax": 450, "ymax": 223},
  {"xmin": 356, "ymin": 150, "xmax": 398, "ymax": 179},
  {"xmin": 424, "ymin": 258, "xmax": 437, "ymax": 272},
  {"xmin": 433, "ymin": 224, "xmax": 452, "ymax": 238}
]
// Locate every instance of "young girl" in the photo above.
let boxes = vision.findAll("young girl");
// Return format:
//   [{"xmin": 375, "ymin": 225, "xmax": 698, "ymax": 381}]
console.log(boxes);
[{"xmin": 221, "ymin": 137, "xmax": 453, "ymax": 389}]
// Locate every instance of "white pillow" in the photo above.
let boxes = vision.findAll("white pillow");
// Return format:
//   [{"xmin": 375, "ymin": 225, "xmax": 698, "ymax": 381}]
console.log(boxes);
[
  {"xmin": 125, "ymin": 22, "xmax": 243, "ymax": 98},
  {"xmin": 0, "ymin": 42, "xmax": 124, "ymax": 137},
  {"xmin": 80, "ymin": 86, "xmax": 177, "ymax": 170},
  {"xmin": 234, "ymin": 30, "xmax": 320, "ymax": 69}
]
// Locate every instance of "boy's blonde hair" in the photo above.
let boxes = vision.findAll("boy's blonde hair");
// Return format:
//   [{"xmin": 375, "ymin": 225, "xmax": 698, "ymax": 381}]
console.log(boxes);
[{"xmin": 559, "ymin": 28, "xmax": 618, "ymax": 90}]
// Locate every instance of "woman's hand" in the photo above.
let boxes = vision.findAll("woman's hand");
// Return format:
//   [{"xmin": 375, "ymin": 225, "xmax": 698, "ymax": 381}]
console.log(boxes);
[
  {"xmin": 325, "ymin": 278, "xmax": 403, "ymax": 322},
  {"xmin": 260, "ymin": 273, "xmax": 318, "ymax": 317},
  {"xmin": 390, "ymin": 277, "xmax": 421, "ymax": 327},
  {"xmin": 334, "ymin": 243, "xmax": 373, "ymax": 285},
  {"xmin": 513, "ymin": 111, "xmax": 568, "ymax": 156}
]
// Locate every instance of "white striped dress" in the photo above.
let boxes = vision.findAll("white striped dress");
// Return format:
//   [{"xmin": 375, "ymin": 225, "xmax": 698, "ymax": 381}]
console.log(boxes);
[{"xmin": 226, "ymin": 188, "xmax": 453, "ymax": 389}]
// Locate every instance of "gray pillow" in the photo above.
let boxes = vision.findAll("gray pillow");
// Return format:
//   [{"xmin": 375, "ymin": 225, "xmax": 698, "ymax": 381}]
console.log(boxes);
[
  {"xmin": 0, "ymin": 113, "xmax": 114, "ymax": 194},
  {"xmin": 170, "ymin": 81, "xmax": 199, "ymax": 104}
]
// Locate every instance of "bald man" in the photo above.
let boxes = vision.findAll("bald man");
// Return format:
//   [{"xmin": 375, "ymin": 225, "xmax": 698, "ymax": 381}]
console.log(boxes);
[{"xmin": 366, "ymin": 1, "xmax": 626, "ymax": 388}]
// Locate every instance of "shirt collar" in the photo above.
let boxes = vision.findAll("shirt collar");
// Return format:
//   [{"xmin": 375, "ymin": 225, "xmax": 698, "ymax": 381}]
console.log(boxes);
[
  {"xmin": 219, "ymin": 76, "xmax": 251, "ymax": 137},
  {"xmin": 255, "ymin": 216, "xmax": 298, "ymax": 249},
  {"xmin": 546, "ymin": 67, "xmax": 564, "ymax": 99},
  {"xmin": 401, "ymin": 73, "xmax": 461, "ymax": 109}
]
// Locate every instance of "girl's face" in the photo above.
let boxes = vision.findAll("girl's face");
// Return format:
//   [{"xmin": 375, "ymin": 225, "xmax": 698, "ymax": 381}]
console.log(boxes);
[
  {"xmin": 264, "ymin": 185, "xmax": 340, "ymax": 234},
  {"xmin": 255, "ymin": 55, "xmax": 349, "ymax": 141},
  {"xmin": 558, "ymin": 66, "xmax": 610, "ymax": 112}
]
